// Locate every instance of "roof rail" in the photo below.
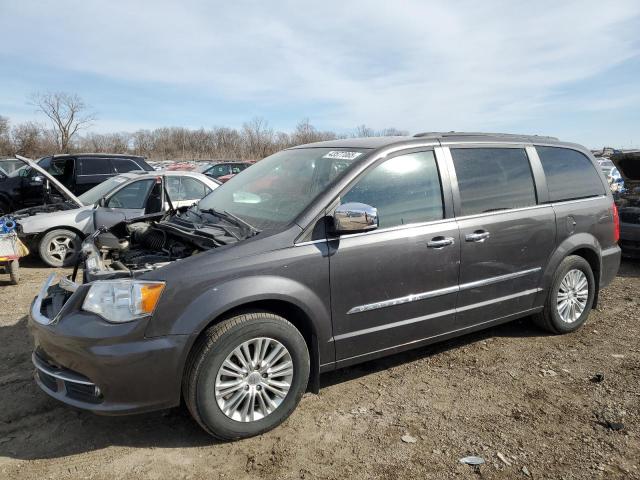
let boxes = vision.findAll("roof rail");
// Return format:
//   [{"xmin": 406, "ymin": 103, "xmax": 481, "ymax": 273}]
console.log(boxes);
[{"xmin": 413, "ymin": 131, "xmax": 559, "ymax": 141}]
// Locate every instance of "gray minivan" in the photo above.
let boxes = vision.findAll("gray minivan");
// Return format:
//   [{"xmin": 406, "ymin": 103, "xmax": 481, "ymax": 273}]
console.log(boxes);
[{"xmin": 29, "ymin": 133, "xmax": 620, "ymax": 440}]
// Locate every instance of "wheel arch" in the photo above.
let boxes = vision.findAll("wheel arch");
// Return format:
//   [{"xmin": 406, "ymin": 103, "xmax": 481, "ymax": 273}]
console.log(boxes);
[
  {"xmin": 169, "ymin": 277, "xmax": 330, "ymax": 396},
  {"xmin": 36, "ymin": 225, "xmax": 87, "ymax": 244},
  {"xmin": 538, "ymin": 233, "xmax": 602, "ymax": 308}
]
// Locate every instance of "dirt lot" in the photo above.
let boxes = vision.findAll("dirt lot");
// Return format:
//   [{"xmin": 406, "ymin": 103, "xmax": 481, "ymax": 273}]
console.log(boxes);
[{"xmin": 0, "ymin": 258, "xmax": 638, "ymax": 480}]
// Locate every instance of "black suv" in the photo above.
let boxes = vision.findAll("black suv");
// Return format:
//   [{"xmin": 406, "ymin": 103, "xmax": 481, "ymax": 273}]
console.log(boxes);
[
  {"xmin": 29, "ymin": 133, "xmax": 620, "ymax": 440},
  {"xmin": 0, "ymin": 154, "xmax": 153, "ymax": 214}
]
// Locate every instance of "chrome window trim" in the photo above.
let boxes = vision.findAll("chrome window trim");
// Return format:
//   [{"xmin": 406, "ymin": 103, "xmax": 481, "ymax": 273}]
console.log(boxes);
[
  {"xmin": 293, "ymin": 217, "xmax": 457, "ymax": 246},
  {"xmin": 346, "ymin": 267, "xmax": 541, "ymax": 314},
  {"xmin": 453, "ymin": 203, "xmax": 548, "ymax": 222},
  {"xmin": 549, "ymin": 195, "xmax": 607, "ymax": 207},
  {"xmin": 295, "ymin": 196, "xmax": 608, "ymax": 247}
]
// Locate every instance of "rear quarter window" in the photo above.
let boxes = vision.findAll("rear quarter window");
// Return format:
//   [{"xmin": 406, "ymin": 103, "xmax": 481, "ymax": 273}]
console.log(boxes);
[
  {"xmin": 112, "ymin": 158, "xmax": 142, "ymax": 173},
  {"xmin": 536, "ymin": 146, "xmax": 605, "ymax": 202}
]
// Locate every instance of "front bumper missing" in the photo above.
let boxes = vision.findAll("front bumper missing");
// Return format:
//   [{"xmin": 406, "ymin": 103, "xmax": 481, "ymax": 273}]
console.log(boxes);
[{"xmin": 31, "ymin": 273, "xmax": 79, "ymax": 326}]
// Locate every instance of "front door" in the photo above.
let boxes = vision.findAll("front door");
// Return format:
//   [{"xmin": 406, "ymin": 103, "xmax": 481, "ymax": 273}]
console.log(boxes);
[
  {"xmin": 93, "ymin": 178, "xmax": 156, "ymax": 230},
  {"xmin": 330, "ymin": 150, "xmax": 460, "ymax": 363},
  {"xmin": 446, "ymin": 146, "xmax": 556, "ymax": 329}
]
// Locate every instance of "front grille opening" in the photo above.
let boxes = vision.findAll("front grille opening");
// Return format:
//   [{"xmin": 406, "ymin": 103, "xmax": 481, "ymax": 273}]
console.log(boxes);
[
  {"xmin": 38, "ymin": 370, "xmax": 59, "ymax": 392},
  {"xmin": 65, "ymin": 381, "xmax": 103, "ymax": 404}
]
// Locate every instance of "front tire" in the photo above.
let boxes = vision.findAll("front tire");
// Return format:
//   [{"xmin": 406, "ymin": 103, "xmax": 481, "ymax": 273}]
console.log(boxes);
[
  {"xmin": 534, "ymin": 255, "xmax": 595, "ymax": 334},
  {"xmin": 38, "ymin": 229, "xmax": 82, "ymax": 267},
  {"xmin": 183, "ymin": 312, "xmax": 310, "ymax": 440}
]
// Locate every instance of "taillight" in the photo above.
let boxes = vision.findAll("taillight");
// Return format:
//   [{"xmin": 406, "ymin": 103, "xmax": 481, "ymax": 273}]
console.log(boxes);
[{"xmin": 613, "ymin": 202, "xmax": 620, "ymax": 243}]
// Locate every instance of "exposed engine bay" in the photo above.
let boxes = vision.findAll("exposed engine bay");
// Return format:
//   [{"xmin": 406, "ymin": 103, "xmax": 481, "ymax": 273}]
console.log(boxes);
[
  {"xmin": 13, "ymin": 198, "xmax": 77, "ymax": 218},
  {"xmin": 82, "ymin": 207, "xmax": 256, "ymax": 281}
]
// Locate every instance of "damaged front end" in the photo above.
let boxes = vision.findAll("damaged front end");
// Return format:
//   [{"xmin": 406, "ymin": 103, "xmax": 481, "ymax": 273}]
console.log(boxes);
[{"xmin": 81, "ymin": 208, "xmax": 253, "ymax": 282}]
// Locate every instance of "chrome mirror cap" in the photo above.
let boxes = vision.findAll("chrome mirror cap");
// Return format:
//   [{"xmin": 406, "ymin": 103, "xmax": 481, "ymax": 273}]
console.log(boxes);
[{"xmin": 334, "ymin": 202, "xmax": 378, "ymax": 234}]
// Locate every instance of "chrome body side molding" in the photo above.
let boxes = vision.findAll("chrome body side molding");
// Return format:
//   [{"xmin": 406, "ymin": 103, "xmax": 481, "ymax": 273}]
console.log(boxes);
[{"xmin": 346, "ymin": 267, "xmax": 541, "ymax": 315}]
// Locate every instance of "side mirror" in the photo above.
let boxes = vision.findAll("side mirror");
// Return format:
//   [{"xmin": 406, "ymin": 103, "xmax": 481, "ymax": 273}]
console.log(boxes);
[
  {"xmin": 97, "ymin": 197, "xmax": 107, "ymax": 207},
  {"xmin": 333, "ymin": 202, "xmax": 378, "ymax": 234}
]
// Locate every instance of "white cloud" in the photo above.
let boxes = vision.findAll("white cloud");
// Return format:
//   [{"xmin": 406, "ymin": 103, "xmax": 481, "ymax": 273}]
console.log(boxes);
[{"xmin": 1, "ymin": 0, "xmax": 640, "ymax": 137}]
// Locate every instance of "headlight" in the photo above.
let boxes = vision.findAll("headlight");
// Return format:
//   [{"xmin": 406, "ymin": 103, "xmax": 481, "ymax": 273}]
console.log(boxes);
[{"xmin": 82, "ymin": 280, "xmax": 165, "ymax": 323}]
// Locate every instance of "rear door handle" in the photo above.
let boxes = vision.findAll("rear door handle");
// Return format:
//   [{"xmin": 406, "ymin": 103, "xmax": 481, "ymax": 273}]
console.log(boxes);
[
  {"xmin": 465, "ymin": 230, "xmax": 490, "ymax": 242},
  {"xmin": 427, "ymin": 236, "xmax": 455, "ymax": 248}
]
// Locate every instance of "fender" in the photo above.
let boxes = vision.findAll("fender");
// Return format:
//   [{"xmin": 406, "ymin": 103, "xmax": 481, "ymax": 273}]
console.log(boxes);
[
  {"xmin": 147, "ymin": 274, "xmax": 333, "ymax": 381},
  {"xmin": 535, "ymin": 232, "xmax": 601, "ymax": 308}
]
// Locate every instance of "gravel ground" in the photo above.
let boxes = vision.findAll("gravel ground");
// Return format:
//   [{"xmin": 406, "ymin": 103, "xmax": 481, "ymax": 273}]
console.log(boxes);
[{"xmin": 0, "ymin": 257, "xmax": 638, "ymax": 479}]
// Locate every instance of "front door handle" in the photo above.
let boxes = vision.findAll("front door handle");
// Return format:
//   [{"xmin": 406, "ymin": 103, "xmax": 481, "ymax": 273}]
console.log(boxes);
[
  {"xmin": 427, "ymin": 236, "xmax": 455, "ymax": 248},
  {"xmin": 465, "ymin": 230, "xmax": 490, "ymax": 242}
]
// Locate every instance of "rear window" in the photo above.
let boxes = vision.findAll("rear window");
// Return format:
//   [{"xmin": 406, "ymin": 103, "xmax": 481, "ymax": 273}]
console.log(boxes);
[
  {"xmin": 79, "ymin": 157, "xmax": 112, "ymax": 175},
  {"xmin": 451, "ymin": 148, "xmax": 537, "ymax": 216},
  {"xmin": 536, "ymin": 147, "xmax": 605, "ymax": 202}
]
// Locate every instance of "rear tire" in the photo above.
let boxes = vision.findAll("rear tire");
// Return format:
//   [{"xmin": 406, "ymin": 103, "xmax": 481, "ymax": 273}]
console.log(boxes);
[
  {"xmin": 0, "ymin": 200, "xmax": 9, "ymax": 216},
  {"xmin": 183, "ymin": 312, "xmax": 309, "ymax": 440},
  {"xmin": 533, "ymin": 255, "xmax": 595, "ymax": 334},
  {"xmin": 38, "ymin": 229, "xmax": 82, "ymax": 267}
]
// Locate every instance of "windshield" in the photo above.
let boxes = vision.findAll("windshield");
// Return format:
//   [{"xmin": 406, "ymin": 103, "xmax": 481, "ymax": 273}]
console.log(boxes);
[
  {"xmin": 78, "ymin": 175, "xmax": 130, "ymax": 205},
  {"xmin": 197, "ymin": 148, "xmax": 368, "ymax": 230},
  {"xmin": 0, "ymin": 158, "xmax": 29, "ymax": 177}
]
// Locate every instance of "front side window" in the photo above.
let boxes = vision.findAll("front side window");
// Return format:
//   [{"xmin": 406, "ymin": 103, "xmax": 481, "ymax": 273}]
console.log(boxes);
[
  {"xmin": 451, "ymin": 148, "xmax": 536, "ymax": 216},
  {"xmin": 341, "ymin": 151, "xmax": 443, "ymax": 229},
  {"xmin": 207, "ymin": 165, "xmax": 231, "ymax": 178},
  {"xmin": 536, "ymin": 146, "xmax": 605, "ymax": 202},
  {"xmin": 106, "ymin": 179, "xmax": 154, "ymax": 209}
]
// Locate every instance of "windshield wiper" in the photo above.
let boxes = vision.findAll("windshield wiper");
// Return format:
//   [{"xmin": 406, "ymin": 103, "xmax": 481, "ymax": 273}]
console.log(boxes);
[{"xmin": 199, "ymin": 208, "xmax": 260, "ymax": 237}]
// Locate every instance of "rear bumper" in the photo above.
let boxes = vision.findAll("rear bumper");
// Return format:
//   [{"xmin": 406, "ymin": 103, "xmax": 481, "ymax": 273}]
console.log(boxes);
[
  {"xmin": 28, "ymin": 275, "xmax": 190, "ymax": 415},
  {"xmin": 600, "ymin": 245, "xmax": 621, "ymax": 288}
]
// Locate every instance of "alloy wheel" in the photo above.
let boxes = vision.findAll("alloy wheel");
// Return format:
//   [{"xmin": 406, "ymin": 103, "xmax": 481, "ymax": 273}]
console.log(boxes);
[
  {"xmin": 215, "ymin": 337, "xmax": 293, "ymax": 422},
  {"xmin": 556, "ymin": 269, "xmax": 589, "ymax": 323},
  {"xmin": 47, "ymin": 235, "xmax": 78, "ymax": 263}
]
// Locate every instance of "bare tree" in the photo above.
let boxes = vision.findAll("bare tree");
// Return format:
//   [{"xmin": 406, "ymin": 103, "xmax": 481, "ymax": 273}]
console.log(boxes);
[
  {"xmin": 0, "ymin": 115, "xmax": 11, "ymax": 156},
  {"xmin": 354, "ymin": 124, "xmax": 375, "ymax": 137},
  {"xmin": 31, "ymin": 92, "xmax": 95, "ymax": 153},
  {"xmin": 242, "ymin": 117, "xmax": 274, "ymax": 159},
  {"xmin": 1, "ymin": 112, "xmax": 408, "ymax": 160}
]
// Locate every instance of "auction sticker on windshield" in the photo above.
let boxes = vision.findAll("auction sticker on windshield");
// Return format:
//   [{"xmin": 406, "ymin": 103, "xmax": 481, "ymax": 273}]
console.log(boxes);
[{"xmin": 322, "ymin": 151, "xmax": 363, "ymax": 160}]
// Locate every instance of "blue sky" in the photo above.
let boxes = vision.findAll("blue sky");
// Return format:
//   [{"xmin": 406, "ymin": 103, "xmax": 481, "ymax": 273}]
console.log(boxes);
[{"xmin": 1, "ymin": 0, "xmax": 640, "ymax": 148}]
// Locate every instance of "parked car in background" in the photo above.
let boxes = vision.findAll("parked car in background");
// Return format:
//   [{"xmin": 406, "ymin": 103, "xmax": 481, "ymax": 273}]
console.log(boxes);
[
  {"xmin": 611, "ymin": 151, "xmax": 640, "ymax": 257},
  {"xmin": 198, "ymin": 160, "xmax": 253, "ymax": 181},
  {"xmin": 0, "ymin": 156, "xmax": 76, "ymax": 215},
  {"xmin": 598, "ymin": 158, "xmax": 615, "ymax": 177},
  {"xmin": 29, "ymin": 133, "xmax": 619, "ymax": 440},
  {"xmin": 16, "ymin": 170, "xmax": 219, "ymax": 267},
  {"xmin": 37, "ymin": 153, "xmax": 154, "ymax": 195},
  {"xmin": 166, "ymin": 161, "xmax": 197, "ymax": 171}
]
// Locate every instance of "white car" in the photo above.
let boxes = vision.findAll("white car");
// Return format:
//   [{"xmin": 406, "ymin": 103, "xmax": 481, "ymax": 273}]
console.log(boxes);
[{"xmin": 17, "ymin": 170, "xmax": 220, "ymax": 267}]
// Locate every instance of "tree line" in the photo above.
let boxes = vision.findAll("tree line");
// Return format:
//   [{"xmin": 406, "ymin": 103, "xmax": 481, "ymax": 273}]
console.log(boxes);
[{"xmin": 0, "ymin": 92, "xmax": 407, "ymax": 161}]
